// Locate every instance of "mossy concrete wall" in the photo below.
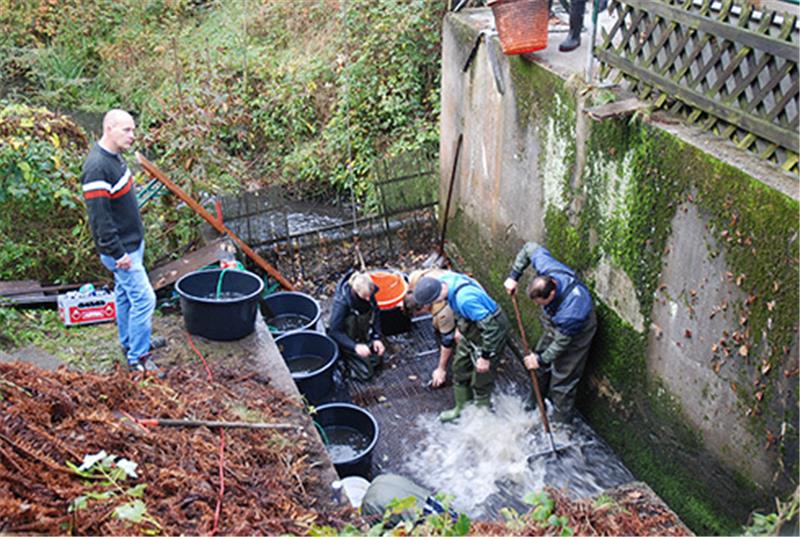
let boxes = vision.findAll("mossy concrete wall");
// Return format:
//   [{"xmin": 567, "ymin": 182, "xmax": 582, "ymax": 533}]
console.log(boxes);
[{"xmin": 441, "ymin": 11, "xmax": 798, "ymax": 535}]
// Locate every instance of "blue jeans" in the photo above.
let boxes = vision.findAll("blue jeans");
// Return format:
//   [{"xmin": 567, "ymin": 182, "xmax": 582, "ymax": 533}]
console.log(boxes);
[{"xmin": 100, "ymin": 242, "xmax": 156, "ymax": 364}]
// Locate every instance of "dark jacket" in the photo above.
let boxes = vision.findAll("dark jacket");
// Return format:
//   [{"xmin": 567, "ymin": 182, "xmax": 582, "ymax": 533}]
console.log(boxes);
[
  {"xmin": 81, "ymin": 143, "xmax": 144, "ymax": 259},
  {"xmin": 327, "ymin": 271, "xmax": 382, "ymax": 353}
]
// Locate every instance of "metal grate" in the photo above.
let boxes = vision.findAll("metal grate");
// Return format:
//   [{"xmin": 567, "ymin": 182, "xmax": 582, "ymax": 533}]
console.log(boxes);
[{"xmin": 596, "ymin": 0, "xmax": 799, "ymax": 174}]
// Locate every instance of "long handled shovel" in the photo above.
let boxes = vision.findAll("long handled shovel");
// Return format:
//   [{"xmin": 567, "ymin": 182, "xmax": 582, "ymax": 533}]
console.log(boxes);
[
  {"xmin": 510, "ymin": 293, "xmax": 572, "ymax": 460},
  {"xmin": 423, "ymin": 134, "xmax": 463, "ymax": 269}
]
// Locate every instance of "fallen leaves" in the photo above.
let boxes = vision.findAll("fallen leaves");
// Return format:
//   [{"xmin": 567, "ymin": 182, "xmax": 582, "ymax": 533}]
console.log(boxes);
[{"xmin": 0, "ymin": 362, "xmax": 354, "ymax": 535}]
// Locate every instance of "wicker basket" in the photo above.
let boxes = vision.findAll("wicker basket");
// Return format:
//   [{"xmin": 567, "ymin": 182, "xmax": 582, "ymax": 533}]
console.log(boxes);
[{"xmin": 488, "ymin": 0, "xmax": 549, "ymax": 55}]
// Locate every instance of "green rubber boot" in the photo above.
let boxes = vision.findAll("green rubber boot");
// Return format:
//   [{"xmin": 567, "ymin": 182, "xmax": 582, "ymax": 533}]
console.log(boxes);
[
  {"xmin": 439, "ymin": 385, "xmax": 473, "ymax": 422},
  {"xmin": 474, "ymin": 394, "xmax": 492, "ymax": 410}
]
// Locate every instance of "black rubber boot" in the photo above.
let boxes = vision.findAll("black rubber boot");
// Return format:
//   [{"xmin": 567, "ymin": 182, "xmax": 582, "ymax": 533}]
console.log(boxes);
[{"xmin": 559, "ymin": 0, "xmax": 587, "ymax": 52}]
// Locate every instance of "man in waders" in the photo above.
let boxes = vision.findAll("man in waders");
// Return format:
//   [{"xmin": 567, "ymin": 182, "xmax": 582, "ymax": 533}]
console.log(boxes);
[
  {"xmin": 404, "ymin": 268, "xmax": 458, "ymax": 389},
  {"xmin": 504, "ymin": 241, "xmax": 596, "ymax": 424},
  {"xmin": 328, "ymin": 270, "xmax": 386, "ymax": 381},
  {"xmin": 413, "ymin": 272, "xmax": 509, "ymax": 422}
]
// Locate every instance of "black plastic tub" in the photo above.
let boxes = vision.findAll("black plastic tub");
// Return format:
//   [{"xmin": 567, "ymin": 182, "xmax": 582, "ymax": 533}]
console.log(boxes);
[
  {"xmin": 261, "ymin": 291, "xmax": 321, "ymax": 337},
  {"xmin": 274, "ymin": 331, "xmax": 338, "ymax": 405},
  {"xmin": 315, "ymin": 403, "xmax": 379, "ymax": 479},
  {"xmin": 379, "ymin": 307, "xmax": 412, "ymax": 336},
  {"xmin": 175, "ymin": 269, "xmax": 264, "ymax": 341}
]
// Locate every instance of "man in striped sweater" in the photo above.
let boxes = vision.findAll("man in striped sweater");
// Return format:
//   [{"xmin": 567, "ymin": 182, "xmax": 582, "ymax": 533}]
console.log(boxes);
[{"xmin": 81, "ymin": 109, "xmax": 162, "ymax": 375}]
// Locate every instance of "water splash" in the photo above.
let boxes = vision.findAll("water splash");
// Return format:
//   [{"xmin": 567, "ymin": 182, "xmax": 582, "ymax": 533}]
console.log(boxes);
[{"xmin": 402, "ymin": 390, "xmax": 634, "ymax": 518}]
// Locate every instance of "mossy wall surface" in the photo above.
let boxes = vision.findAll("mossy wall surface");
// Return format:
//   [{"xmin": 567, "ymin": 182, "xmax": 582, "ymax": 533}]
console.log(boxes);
[{"xmin": 441, "ymin": 13, "xmax": 798, "ymax": 536}]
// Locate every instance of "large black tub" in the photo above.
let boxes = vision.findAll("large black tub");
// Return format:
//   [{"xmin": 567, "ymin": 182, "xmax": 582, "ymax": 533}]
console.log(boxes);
[
  {"xmin": 175, "ymin": 269, "xmax": 264, "ymax": 341},
  {"xmin": 315, "ymin": 403, "xmax": 379, "ymax": 479},
  {"xmin": 261, "ymin": 291, "xmax": 321, "ymax": 336},
  {"xmin": 274, "ymin": 331, "xmax": 338, "ymax": 405}
]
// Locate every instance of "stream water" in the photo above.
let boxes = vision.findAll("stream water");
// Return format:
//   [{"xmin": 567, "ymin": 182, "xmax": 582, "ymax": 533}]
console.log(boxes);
[{"xmin": 403, "ymin": 390, "xmax": 635, "ymax": 518}]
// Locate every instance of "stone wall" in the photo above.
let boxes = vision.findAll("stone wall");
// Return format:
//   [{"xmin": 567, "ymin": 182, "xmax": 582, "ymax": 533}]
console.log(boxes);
[{"xmin": 440, "ymin": 10, "xmax": 798, "ymax": 535}]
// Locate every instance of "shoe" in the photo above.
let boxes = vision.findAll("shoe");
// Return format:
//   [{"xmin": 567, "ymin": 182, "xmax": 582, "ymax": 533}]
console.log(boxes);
[
  {"xmin": 121, "ymin": 337, "xmax": 168, "ymax": 359},
  {"xmin": 474, "ymin": 395, "xmax": 492, "ymax": 411},
  {"xmin": 128, "ymin": 353, "xmax": 165, "ymax": 379},
  {"xmin": 558, "ymin": 0, "xmax": 586, "ymax": 52}
]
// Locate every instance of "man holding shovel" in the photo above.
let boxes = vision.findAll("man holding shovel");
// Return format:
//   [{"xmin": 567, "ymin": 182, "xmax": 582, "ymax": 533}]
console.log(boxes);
[{"xmin": 504, "ymin": 242, "xmax": 596, "ymax": 424}]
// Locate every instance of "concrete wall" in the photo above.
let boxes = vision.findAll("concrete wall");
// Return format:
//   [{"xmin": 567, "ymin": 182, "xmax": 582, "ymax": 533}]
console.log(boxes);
[{"xmin": 440, "ymin": 10, "xmax": 798, "ymax": 534}]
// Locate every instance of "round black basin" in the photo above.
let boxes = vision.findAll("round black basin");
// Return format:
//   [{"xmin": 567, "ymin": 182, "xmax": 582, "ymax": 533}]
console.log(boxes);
[
  {"xmin": 315, "ymin": 403, "xmax": 379, "ymax": 479},
  {"xmin": 175, "ymin": 269, "xmax": 263, "ymax": 341},
  {"xmin": 261, "ymin": 291, "xmax": 321, "ymax": 336},
  {"xmin": 274, "ymin": 331, "xmax": 338, "ymax": 405}
]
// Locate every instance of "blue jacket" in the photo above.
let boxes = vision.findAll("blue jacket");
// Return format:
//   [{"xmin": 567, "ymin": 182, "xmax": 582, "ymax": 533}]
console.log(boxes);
[
  {"xmin": 509, "ymin": 242, "xmax": 593, "ymax": 337},
  {"xmin": 438, "ymin": 271, "xmax": 497, "ymax": 322}
]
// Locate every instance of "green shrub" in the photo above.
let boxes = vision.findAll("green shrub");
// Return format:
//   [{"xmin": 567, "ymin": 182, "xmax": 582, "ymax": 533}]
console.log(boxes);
[{"xmin": 0, "ymin": 102, "xmax": 102, "ymax": 283}]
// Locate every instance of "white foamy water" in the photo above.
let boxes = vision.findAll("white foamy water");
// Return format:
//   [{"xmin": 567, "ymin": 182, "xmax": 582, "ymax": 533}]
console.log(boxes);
[
  {"xmin": 404, "ymin": 391, "xmax": 547, "ymax": 516},
  {"xmin": 402, "ymin": 389, "xmax": 632, "ymax": 518}
]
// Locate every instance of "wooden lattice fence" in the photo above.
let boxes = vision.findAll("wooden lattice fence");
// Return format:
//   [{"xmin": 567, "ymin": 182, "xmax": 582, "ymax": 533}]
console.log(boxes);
[{"xmin": 596, "ymin": 0, "xmax": 799, "ymax": 175}]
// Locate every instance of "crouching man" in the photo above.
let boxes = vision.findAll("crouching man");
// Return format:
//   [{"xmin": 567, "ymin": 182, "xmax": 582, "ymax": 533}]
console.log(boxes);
[
  {"xmin": 328, "ymin": 270, "xmax": 386, "ymax": 381},
  {"xmin": 405, "ymin": 268, "xmax": 458, "ymax": 390}
]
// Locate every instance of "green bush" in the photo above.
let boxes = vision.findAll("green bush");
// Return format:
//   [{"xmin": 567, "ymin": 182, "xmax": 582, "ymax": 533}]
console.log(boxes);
[
  {"xmin": 1, "ymin": 0, "xmax": 442, "ymax": 204},
  {"xmin": 0, "ymin": 1, "xmax": 444, "ymax": 282},
  {"xmin": 0, "ymin": 102, "xmax": 102, "ymax": 283}
]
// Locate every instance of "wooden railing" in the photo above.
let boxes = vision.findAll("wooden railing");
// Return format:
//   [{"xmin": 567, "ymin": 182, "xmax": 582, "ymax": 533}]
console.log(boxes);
[{"xmin": 596, "ymin": 0, "xmax": 799, "ymax": 175}]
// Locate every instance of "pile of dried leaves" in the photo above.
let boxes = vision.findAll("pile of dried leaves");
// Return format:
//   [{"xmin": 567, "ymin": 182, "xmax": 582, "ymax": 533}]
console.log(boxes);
[
  {"xmin": 0, "ymin": 361, "xmax": 354, "ymax": 535},
  {"xmin": 471, "ymin": 485, "xmax": 691, "ymax": 536}
]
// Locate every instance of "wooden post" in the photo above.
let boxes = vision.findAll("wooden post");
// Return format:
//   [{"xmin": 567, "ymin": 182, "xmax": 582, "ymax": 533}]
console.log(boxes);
[{"xmin": 136, "ymin": 153, "xmax": 295, "ymax": 291}]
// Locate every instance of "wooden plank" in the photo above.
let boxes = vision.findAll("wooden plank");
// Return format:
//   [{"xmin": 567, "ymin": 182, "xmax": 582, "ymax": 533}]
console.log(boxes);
[
  {"xmin": 0, "ymin": 281, "xmax": 96, "ymax": 306},
  {"xmin": 596, "ymin": 49, "xmax": 799, "ymax": 150},
  {"xmin": 625, "ymin": 0, "xmax": 797, "ymax": 61},
  {"xmin": 587, "ymin": 97, "xmax": 651, "ymax": 120},
  {"xmin": 0, "ymin": 280, "xmax": 41, "ymax": 295},
  {"xmin": 148, "ymin": 238, "xmax": 233, "ymax": 291},
  {"xmin": 0, "ymin": 280, "xmax": 47, "ymax": 306},
  {"xmin": 0, "ymin": 282, "xmax": 84, "ymax": 298}
]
